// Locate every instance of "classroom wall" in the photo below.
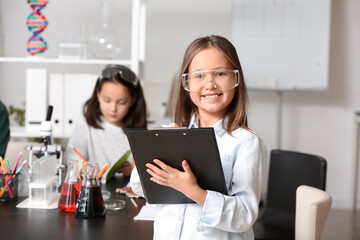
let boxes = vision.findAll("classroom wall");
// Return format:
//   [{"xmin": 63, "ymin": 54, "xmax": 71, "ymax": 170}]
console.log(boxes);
[{"xmin": 0, "ymin": 0, "xmax": 359, "ymax": 209}]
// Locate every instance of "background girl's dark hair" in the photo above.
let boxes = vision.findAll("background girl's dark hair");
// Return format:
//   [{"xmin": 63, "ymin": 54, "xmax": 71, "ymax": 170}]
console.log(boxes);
[
  {"xmin": 174, "ymin": 35, "xmax": 249, "ymax": 133},
  {"xmin": 83, "ymin": 64, "xmax": 147, "ymax": 129}
]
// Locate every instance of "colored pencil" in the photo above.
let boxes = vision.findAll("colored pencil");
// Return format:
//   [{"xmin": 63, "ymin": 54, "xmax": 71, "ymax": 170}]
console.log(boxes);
[
  {"xmin": 5, "ymin": 159, "xmax": 10, "ymax": 174},
  {"xmin": 130, "ymin": 198, "xmax": 138, "ymax": 208},
  {"xmin": 82, "ymin": 160, "xmax": 85, "ymax": 174},
  {"xmin": 15, "ymin": 159, "xmax": 27, "ymax": 175},
  {"xmin": 8, "ymin": 160, "xmax": 27, "ymax": 185},
  {"xmin": 0, "ymin": 187, "xmax": 6, "ymax": 198},
  {"xmin": 0, "ymin": 158, "xmax": 6, "ymax": 174},
  {"xmin": 11, "ymin": 152, "xmax": 22, "ymax": 174},
  {"xmin": 70, "ymin": 144, "xmax": 88, "ymax": 163},
  {"xmin": 98, "ymin": 163, "xmax": 110, "ymax": 179}
]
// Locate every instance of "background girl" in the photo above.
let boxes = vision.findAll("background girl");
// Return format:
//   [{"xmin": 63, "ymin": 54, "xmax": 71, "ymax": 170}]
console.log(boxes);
[
  {"xmin": 65, "ymin": 64, "xmax": 147, "ymax": 182},
  {"xmin": 131, "ymin": 35, "xmax": 266, "ymax": 240}
]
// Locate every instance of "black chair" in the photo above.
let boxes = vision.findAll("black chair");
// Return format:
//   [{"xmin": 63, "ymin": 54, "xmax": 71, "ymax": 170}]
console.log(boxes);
[{"xmin": 253, "ymin": 149, "xmax": 327, "ymax": 240}]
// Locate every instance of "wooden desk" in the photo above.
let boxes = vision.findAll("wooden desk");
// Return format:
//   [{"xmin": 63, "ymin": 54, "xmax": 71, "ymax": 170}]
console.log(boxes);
[{"xmin": 0, "ymin": 176, "xmax": 153, "ymax": 240}]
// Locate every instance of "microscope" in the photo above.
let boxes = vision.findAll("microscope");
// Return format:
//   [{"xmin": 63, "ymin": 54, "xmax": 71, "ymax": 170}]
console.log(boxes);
[{"xmin": 24, "ymin": 105, "xmax": 65, "ymax": 207}]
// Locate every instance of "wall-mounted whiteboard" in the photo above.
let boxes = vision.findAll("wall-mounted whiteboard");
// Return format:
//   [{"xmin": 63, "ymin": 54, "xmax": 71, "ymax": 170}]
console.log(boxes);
[{"xmin": 231, "ymin": 0, "xmax": 332, "ymax": 91}]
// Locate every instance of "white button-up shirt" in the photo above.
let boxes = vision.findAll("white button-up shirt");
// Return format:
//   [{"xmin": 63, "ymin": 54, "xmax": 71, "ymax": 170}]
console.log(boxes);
[{"xmin": 130, "ymin": 115, "xmax": 266, "ymax": 240}]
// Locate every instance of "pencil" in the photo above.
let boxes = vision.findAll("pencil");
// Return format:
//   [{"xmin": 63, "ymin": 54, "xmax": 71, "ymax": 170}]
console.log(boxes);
[
  {"xmin": 0, "ymin": 158, "xmax": 6, "ymax": 174},
  {"xmin": 98, "ymin": 163, "xmax": 110, "ymax": 179},
  {"xmin": 7, "ymin": 160, "xmax": 27, "ymax": 185},
  {"xmin": 130, "ymin": 198, "xmax": 138, "ymax": 208},
  {"xmin": 70, "ymin": 144, "xmax": 88, "ymax": 163},
  {"xmin": 11, "ymin": 152, "xmax": 22, "ymax": 174},
  {"xmin": 15, "ymin": 160, "xmax": 27, "ymax": 175},
  {"xmin": 5, "ymin": 159, "xmax": 11, "ymax": 174},
  {"xmin": 0, "ymin": 186, "xmax": 6, "ymax": 198},
  {"xmin": 81, "ymin": 160, "xmax": 85, "ymax": 174}
]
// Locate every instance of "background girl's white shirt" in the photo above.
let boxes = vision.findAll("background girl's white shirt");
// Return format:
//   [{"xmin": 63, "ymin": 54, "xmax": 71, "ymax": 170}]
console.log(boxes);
[
  {"xmin": 65, "ymin": 116, "xmax": 132, "ymax": 183},
  {"xmin": 130, "ymin": 115, "xmax": 266, "ymax": 240}
]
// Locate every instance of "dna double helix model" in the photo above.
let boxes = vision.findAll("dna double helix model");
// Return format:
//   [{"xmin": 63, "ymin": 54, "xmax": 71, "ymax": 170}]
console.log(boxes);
[{"xmin": 26, "ymin": 0, "xmax": 48, "ymax": 56}]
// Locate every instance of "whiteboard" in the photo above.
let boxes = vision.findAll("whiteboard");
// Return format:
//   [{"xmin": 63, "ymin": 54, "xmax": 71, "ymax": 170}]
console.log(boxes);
[{"xmin": 230, "ymin": 0, "xmax": 332, "ymax": 91}]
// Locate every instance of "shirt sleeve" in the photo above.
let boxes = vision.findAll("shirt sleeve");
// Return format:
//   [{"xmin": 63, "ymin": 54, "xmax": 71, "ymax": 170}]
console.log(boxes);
[
  {"xmin": 130, "ymin": 166, "xmax": 145, "ymax": 197},
  {"xmin": 0, "ymin": 102, "xmax": 10, "ymax": 158},
  {"xmin": 197, "ymin": 136, "xmax": 265, "ymax": 233}
]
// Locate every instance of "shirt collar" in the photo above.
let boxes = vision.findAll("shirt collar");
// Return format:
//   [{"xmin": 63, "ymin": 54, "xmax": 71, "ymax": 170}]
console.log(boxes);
[
  {"xmin": 189, "ymin": 114, "xmax": 198, "ymax": 129},
  {"xmin": 189, "ymin": 113, "xmax": 227, "ymax": 137}
]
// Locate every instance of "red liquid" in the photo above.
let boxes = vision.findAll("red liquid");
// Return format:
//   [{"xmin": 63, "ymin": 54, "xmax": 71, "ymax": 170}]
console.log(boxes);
[{"xmin": 58, "ymin": 181, "xmax": 82, "ymax": 212}]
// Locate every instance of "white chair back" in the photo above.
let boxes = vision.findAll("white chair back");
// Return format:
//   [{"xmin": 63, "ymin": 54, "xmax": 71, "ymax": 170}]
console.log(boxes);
[{"xmin": 295, "ymin": 185, "xmax": 332, "ymax": 240}]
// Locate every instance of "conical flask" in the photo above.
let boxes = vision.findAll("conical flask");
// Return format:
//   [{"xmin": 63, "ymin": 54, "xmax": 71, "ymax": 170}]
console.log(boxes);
[
  {"xmin": 58, "ymin": 159, "xmax": 82, "ymax": 212},
  {"xmin": 75, "ymin": 163, "xmax": 106, "ymax": 218},
  {"xmin": 88, "ymin": 2, "xmax": 122, "ymax": 59}
]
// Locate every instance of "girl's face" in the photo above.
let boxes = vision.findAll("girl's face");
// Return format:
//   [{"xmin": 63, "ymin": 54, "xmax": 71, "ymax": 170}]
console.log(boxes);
[
  {"xmin": 97, "ymin": 81, "xmax": 133, "ymax": 127},
  {"xmin": 188, "ymin": 47, "xmax": 235, "ymax": 126}
]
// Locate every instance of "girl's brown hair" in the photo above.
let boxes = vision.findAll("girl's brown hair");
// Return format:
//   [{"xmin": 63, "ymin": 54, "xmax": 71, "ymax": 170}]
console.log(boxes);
[
  {"xmin": 83, "ymin": 64, "xmax": 147, "ymax": 130},
  {"xmin": 174, "ymin": 35, "xmax": 248, "ymax": 133}
]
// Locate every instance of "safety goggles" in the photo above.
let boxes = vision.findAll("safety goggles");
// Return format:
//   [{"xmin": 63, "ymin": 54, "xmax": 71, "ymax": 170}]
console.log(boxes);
[
  {"xmin": 182, "ymin": 69, "xmax": 239, "ymax": 93},
  {"xmin": 100, "ymin": 65, "xmax": 139, "ymax": 87}
]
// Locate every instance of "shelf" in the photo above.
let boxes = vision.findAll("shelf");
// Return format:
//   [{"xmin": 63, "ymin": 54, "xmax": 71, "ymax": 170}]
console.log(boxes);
[
  {"xmin": 10, "ymin": 126, "xmax": 70, "ymax": 139},
  {"xmin": 5, "ymin": 0, "xmax": 147, "ymax": 139},
  {"xmin": 10, "ymin": 115, "xmax": 171, "ymax": 139},
  {"xmin": 0, "ymin": 57, "xmax": 133, "ymax": 65}
]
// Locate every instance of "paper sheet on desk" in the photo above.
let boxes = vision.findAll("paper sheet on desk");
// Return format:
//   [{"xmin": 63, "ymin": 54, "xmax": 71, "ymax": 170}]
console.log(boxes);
[{"xmin": 134, "ymin": 203, "xmax": 156, "ymax": 221}]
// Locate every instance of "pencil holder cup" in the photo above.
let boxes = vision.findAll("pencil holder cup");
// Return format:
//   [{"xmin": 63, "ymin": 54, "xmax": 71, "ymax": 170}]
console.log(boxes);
[{"xmin": 0, "ymin": 173, "xmax": 19, "ymax": 202}]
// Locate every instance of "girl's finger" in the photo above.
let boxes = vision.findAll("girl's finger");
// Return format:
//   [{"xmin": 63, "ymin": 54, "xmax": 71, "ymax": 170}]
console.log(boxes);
[
  {"xmin": 146, "ymin": 168, "xmax": 167, "ymax": 182},
  {"xmin": 146, "ymin": 163, "xmax": 163, "ymax": 175},
  {"xmin": 153, "ymin": 159, "xmax": 173, "ymax": 173},
  {"xmin": 146, "ymin": 162, "xmax": 170, "ymax": 179},
  {"xmin": 150, "ymin": 177, "xmax": 167, "ymax": 186},
  {"xmin": 171, "ymin": 122, "xmax": 179, "ymax": 127},
  {"xmin": 182, "ymin": 160, "xmax": 193, "ymax": 174}
]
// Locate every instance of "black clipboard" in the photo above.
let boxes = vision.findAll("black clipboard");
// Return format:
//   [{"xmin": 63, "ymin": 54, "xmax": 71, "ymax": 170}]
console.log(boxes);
[{"xmin": 125, "ymin": 127, "xmax": 228, "ymax": 204}]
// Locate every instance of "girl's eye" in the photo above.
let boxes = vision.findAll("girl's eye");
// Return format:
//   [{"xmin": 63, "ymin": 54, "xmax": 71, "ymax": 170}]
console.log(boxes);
[
  {"xmin": 103, "ymin": 98, "xmax": 111, "ymax": 103},
  {"xmin": 216, "ymin": 71, "xmax": 226, "ymax": 77},
  {"xmin": 192, "ymin": 73, "xmax": 204, "ymax": 79},
  {"xmin": 117, "ymin": 99, "xmax": 130, "ymax": 105}
]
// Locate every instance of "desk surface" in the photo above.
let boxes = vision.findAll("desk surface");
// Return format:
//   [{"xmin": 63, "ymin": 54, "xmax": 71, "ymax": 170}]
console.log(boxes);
[{"xmin": 0, "ymin": 176, "xmax": 153, "ymax": 240}]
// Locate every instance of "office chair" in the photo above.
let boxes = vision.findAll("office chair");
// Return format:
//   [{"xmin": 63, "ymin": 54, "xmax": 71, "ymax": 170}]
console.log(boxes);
[
  {"xmin": 253, "ymin": 149, "xmax": 327, "ymax": 240},
  {"xmin": 295, "ymin": 185, "xmax": 332, "ymax": 240}
]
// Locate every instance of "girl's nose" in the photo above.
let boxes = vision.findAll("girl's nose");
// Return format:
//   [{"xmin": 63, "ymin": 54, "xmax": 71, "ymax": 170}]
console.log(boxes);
[
  {"xmin": 205, "ymin": 79, "xmax": 217, "ymax": 89},
  {"xmin": 110, "ymin": 102, "xmax": 117, "ymax": 111}
]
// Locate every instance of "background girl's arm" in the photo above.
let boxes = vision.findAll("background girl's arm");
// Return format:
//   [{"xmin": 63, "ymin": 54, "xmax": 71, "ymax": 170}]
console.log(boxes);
[{"xmin": 116, "ymin": 160, "xmax": 133, "ymax": 176}]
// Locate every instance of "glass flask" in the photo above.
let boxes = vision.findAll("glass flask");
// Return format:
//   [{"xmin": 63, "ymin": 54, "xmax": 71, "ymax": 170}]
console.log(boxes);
[
  {"xmin": 58, "ymin": 159, "xmax": 81, "ymax": 212},
  {"xmin": 75, "ymin": 163, "xmax": 106, "ymax": 218},
  {"xmin": 88, "ymin": 2, "xmax": 122, "ymax": 59}
]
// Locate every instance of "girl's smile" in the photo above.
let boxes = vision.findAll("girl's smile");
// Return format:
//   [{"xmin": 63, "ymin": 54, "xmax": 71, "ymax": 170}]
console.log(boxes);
[{"xmin": 201, "ymin": 92, "xmax": 223, "ymax": 100}]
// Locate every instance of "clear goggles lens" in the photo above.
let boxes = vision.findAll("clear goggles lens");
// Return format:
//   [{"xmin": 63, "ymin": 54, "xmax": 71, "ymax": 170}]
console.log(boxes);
[{"xmin": 182, "ymin": 69, "xmax": 239, "ymax": 93}]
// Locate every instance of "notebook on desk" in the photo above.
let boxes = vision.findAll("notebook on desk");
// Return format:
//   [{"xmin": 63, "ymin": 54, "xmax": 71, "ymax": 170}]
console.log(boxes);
[{"xmin": 125, "ymin": 127, "xmax": 227, "ymax": 204}]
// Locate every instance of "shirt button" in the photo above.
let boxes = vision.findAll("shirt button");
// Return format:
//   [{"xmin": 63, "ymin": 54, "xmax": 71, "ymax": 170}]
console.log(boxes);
[{"xmin": 178, "ymin": 216, "xmax": 183, "ymax": 221}]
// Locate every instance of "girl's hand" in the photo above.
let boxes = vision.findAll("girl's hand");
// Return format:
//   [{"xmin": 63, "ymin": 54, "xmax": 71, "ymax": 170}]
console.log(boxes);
[
  {"xmin": 146, "ymin": 159, "xmax": 207, "ymax": 205},
  {"xmin": 116, "ymin": 161, "xmax": 133, "ymax": 177}
]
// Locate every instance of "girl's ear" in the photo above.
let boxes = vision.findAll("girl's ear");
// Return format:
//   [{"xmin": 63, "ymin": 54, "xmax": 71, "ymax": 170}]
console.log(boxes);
[{"xmin": 96, "ymin": 91, "xmax": 100, "ymax": 101}]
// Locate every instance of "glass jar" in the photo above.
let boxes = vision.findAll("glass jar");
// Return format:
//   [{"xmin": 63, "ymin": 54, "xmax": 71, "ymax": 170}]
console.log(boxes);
[
  {"xmin": 75, "ymin": 163, "xmax": 106, "ymax": 218},
  {"xmin": 58, "ymin": 159, "xmax": 81, "ymax": 212}
]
